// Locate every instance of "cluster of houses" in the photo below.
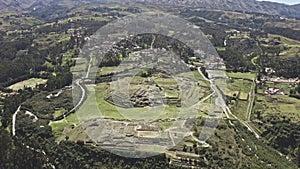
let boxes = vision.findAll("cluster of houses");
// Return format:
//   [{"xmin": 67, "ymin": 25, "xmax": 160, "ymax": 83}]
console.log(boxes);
[
  {"xmin": 259, "ymin": 74, "xmax": 299, "ymax": 95},
  {"xmin": 46, "ymin": 90, "xmax": 63, "ymax": 99},
  {"xmin": 0, "ymin": 91, "xmax": 18, "ymax": 100},
  {"xmin": 264, "ymin": 88, "xmax": 285, "ymax": 95},
  {"xmin": 261, "ymin": 77, "xmax": 300, "ymax": 84}
]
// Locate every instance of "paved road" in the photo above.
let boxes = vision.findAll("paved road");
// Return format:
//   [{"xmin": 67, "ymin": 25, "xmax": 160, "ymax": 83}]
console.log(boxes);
[
  {"xmin": 12, "ymin": 105, "xmax": 21, "ymax": 136},
  {"xmin": 51, "ymin": 53, "xmax": 92, "ymax": 122},
  {"xmin": 69, "ymin": 80, "xmax": 86, "ymax": 113},
  {"xmin": 197, "ymin": 67, "xmax": 227, "ymax": 114},
  {"xmin": 72, "ymin": 53, "xmax": 93, "ymax": 111},
  {"xmin": 69, "ymin": 54, "xmax": 92, "ymax": 113},
  {"xmin": 197, "ymin": 67, "xmax": 260, "ymax": 138}
]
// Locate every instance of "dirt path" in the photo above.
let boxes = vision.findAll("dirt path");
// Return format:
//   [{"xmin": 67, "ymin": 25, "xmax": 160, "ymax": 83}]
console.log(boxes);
[{"xmin": 151, "ymin": 34, "xmax": 156, "ymax": 49}]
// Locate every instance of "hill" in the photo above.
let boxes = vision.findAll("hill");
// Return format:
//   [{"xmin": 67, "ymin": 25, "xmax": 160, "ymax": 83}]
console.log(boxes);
[
  {"xmin": 140, "ymin": 0, "xmax": 300, "ymax": 19},
  {"xmin": 0, "ymin": 0, "xmax": 300, "ymax": 19}
]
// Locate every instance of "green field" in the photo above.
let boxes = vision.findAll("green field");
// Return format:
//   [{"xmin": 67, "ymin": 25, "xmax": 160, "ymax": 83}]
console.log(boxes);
[
  {"xmin": 254, "ymin": 94, "xmax": 300, "ymax": 121},
  {"xmin": 8, "ymin": 78, "xmax": 47, "ymax": 90},
  {"xmin": 83, "ymin": 68, "xmax": 212, "ymax": 121},
  {"xmin": 54, "ymin": 109, "xmax": 67, "ymax": 119},
  {"xmin": 239, "ymin": 92, "xmax": 249, "ymax": 100},
  {"xmin": 227, "ymin": 72, "xmax": 256, "ymax": 81},
  {"xmin": 227, "ymin": 78, "xmax": 252, "ymax": 93},
  {"xmin": 94, "ymin": 82, "xmax": 181, "ymax": 121},
  {"xmin": 215, "ymin": 47, "xmax": 226, "ymax": 51},
  {"xmin": 216, "ymin": 77, "xmax": 252, "ymax": 98},
  {"xmin": 279, "ymin": 47, "xmax": 300, "ymax": 58},
  {"xmin": 270, "ymin": 34, "xmax": 300, "ymax": 47},
  {"xmin": 50, "ymin": 113, "xmax": 81, "ymax": 142},
  {"xmin": 71, "ymin": 58, "xmax": 88, "ymax": 76}
]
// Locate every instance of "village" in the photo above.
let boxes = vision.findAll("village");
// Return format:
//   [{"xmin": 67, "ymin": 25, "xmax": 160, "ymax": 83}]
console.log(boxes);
[{"xmin": 258, "ymin": 67, "xmax": 300, "ymax": 96}]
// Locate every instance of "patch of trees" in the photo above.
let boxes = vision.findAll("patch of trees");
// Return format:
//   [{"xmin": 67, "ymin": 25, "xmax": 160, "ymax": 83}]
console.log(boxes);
[
  {"xmin": 289, "ymin": 85, "xmax": 300, "ymax": 99},
  {"xmin": 0, "ymin": 88, "xmax": 34, "ymax": 128},
  {"xmin": 46, "ymin": 71, "xmax": 73, "ymax": 91},
  {"xmin": 218, "ymin": 49, "xmax": 255, "ymax": 72},
  {"xmin": 258, "ymin": 55, "xmax": 300, "ymax": 78},
  {"xmin": 263, "ymin": 27, "xmax": 300, "ymax": 41},
  {"xmin": 22, "ymin": 90, "xmax": 73, "ymax": 120},
  {"xmin": 200, "ymin": 25, "xmax": 227, "ymax": 47},
  {"xmin": 180, "ymin": 9, "xmax": 224, "ymax": 22},
  {"xmin": 260, "ymin": 46, "xmax": 284, "ymax": 56},
  {"xmin": 0, "ymin": 128, "xmax": 49, "ymax": 169},
  {"xmin": 261, "ymin": 115, "xmax": 300, "ymax": 164},
  {"xmin": 226, "ymin": 38, "xmax": 261, "ymax": 56},
  {"xmin": 0, "ymin": 28, "xmax": 77, "ymax": 87},
  {"xmin": 30, "ymin": 5, "xmax": 71, "ymax": 22}
]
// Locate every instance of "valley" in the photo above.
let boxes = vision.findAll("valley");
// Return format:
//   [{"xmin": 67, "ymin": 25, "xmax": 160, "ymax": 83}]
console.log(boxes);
[{"xmin": 0, "ymin": 1, "xmax": 299, "ymax": 169}]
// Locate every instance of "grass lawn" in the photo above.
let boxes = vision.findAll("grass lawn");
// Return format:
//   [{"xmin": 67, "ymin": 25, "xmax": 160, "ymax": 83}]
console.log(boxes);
[
  {"xmin": 71, "ymin": 58, "xmax": 88, "ymax": 76},
  {"xmin": 227, "ymin": 79, "xmax": 252, "ymax": 93},
  {"xmin": 215, "ymin": 47, "xmax": 226, "ymax": 51},
  {"xmin": 94, "ymin": 83, "xmax": 126, "ymax": 120},
  {"xmin": 50, "ymin": 113, "xmax": 81, "ymax": 142},
  {"xmin": 99, "ymin": 66, "xmax": 118, "ymax": 75},
  {"xmin": 54, "ymin": 109, "xmax": 67, "ymax": 119},
  {"xmin": 157, "ymin": 106, "xmax": 180, "ymax": 119},
  {"xmin": 239, "ymin": 92, "xmax": 249, "ymax": 101},
  {"xmin": 88, "ymin": 68, "xmax": 211, "ymax": 121},
  {"xmin": 8, "ymin": 78, "xmax": 47, "ymax": 90},
  {"xmin": 227, "ymin": 72, "xmax": 256, "ymax": 81},
  {"xmin": 97, "ymin": 65, "xmax": 135, "ymax": 77},
  {"xmin": 231, "ymin": 100, "xmax": 249, "ymax": 120},
  {"xmin": 154, "ymin": 77, "xmax": 177, "ymax": 86}
]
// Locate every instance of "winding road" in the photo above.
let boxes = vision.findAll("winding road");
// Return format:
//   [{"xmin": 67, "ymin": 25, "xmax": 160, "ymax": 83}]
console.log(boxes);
[
  {"xmin": 197, "ymin": 67, "xmax": 260, "ymax": 138},
  {"xmin": 12, "ymin": 105, "xmax": 21, "ymax": 136},
  {"xmin": 50, "ymin": 53, "xmax": 92, "ymax": 122},
  {"xmin": 151, "ymin": 34, "xmax": 156, "ymax": 49}
]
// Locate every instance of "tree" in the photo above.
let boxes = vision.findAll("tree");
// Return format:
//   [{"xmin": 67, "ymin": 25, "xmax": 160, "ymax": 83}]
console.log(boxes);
[
  {"xmin": 298, "ymin": 144, "xmax": 300, "ymax": 168},
  {"xmin": 0, "ymin": 128, "xmax": 12, "ymax": 168}
]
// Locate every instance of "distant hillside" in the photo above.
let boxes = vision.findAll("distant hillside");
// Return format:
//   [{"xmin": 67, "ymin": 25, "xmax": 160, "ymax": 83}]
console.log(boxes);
[
  {"xmin": 0, "ymin": 0, "xmax": 299, "ymax": 19},
  {"xmin": 140, "ymin": 0, "xmax": 300, "ymax": 19}
]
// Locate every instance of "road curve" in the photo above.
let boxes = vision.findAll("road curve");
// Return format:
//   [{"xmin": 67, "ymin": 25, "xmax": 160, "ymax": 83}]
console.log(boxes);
[
  {"xmin": 12, "ymin": 105, "xmax": 21, "ymax": 136},
  {"xmin": 197, "ymin": 67, "xmax": 260, "ymax": 138}
]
